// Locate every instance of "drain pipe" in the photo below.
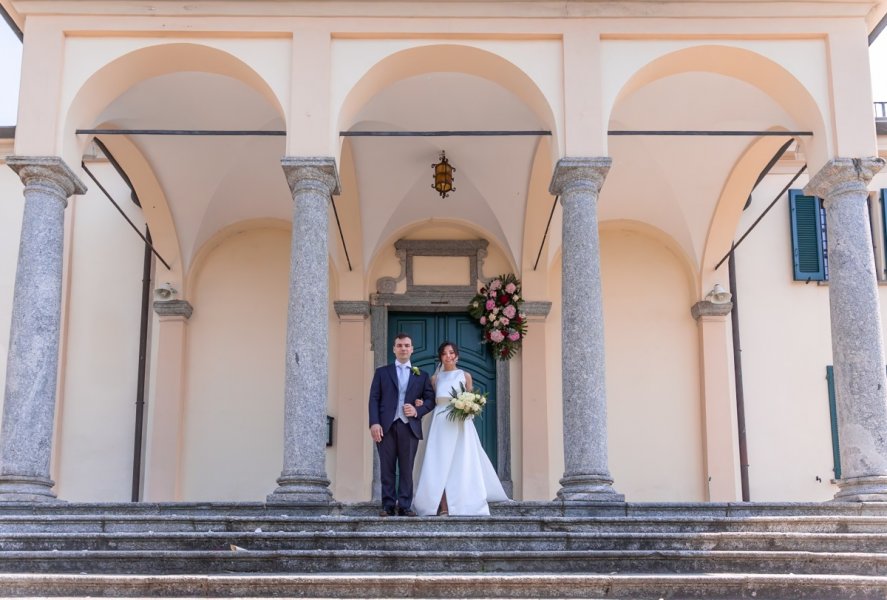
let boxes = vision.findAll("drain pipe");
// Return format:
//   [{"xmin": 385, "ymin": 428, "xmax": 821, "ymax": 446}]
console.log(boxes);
[
  {"xmin": 89, "ymin": 139, "xmax": 153, "ymax": 502},
  {"xmin": 131, "ymin": 228, "xmax": 153, "ymax": 501},
  {"xmin": 728, "ymin": 249, "xmax": 750, "ymax": 501}
]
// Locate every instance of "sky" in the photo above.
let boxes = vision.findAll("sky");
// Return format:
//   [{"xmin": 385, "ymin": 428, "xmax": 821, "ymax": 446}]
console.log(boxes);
[{"xmin": 1, "ymin": 22, "xmax": 887, "ymax": 126}]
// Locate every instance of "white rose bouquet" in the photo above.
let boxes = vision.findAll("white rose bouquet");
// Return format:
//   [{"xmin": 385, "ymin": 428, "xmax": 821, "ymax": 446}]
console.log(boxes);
[{"xmin": 447, "ymin": 382, "xmax": 488, "ymax": 422}]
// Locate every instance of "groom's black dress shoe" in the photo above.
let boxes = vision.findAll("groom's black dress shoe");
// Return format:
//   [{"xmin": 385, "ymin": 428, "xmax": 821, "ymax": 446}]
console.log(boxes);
[
  {"xmin": 379, "ymin": 507, "xmax": 395, "ymax": 517},
  {"xmin": 397, "ymin": 507, "xmax": 417, "ymax": 517}
]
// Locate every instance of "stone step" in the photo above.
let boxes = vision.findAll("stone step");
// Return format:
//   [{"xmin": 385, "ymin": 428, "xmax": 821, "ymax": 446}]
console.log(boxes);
[
  {"xmin": 0, "ymin": 548, "xmax": 883, "ymax": 576},
  {"xmin": 0, "ymin": 530, "xmax": 883, "ymax": 553},
  {"xmin": 2, "ymin": 514, "xmax": 886, "ymax": 534},
  {"xmin": 1, "ymin": 501, "xmax": 886, "ymax": 518},
  {"xmin": 1, "ymin": 572, "xmax": 886, "ymax": 599}
]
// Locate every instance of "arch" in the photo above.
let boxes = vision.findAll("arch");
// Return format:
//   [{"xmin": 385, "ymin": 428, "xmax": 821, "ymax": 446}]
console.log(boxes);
[
  {"xmin": 701, "ymin": 133, "xmax": 796, "ymax": 297},
  {"xmin": 187, "ymin": 218, "xmax": 290, "ymax": 299},
  {"xmin": 600, "ymin": 219, "xmax": 699, "ymax": 303},
  {"xmin": 609, "ymin": 44, "xmax": 828, "ymax": 169},
  {"xmin": 62, "ymin": 42, "xmax": 286, "ymax": 166},
  {"xmin": 336, "ymin": 43, "xmax": 561, "ymax": 165},
  {"xmin": 89, "ymin": 133, "xmax": 185, "ymax": 291},
  {"xmin": 61, "ymin": 42, "xmax": 288, "ymax": 291}
]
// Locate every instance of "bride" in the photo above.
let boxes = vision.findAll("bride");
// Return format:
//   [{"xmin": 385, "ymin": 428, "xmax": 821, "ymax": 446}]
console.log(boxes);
[{"xmin": 413, "ymin": 341, "xmax": 509, "ymax": 516}]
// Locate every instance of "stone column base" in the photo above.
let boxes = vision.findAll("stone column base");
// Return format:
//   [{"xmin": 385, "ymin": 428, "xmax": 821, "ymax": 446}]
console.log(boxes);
[
  {"xmin": 267, "ymin": 472, "xmax": 333, "ymax": 505},
  {"xmin": 0, "ymin": 474, "xmax": 62, "ymax": 502},
  {"xmin": 556, "ymin": 473, "xmax": 624, "ymax": 502},
  {"xmin": 832, "ymin": 475, "xmax": 887, "ymax": 502}
]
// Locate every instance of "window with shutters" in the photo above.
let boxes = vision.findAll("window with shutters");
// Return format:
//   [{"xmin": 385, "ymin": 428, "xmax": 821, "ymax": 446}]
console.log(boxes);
[{"xmin": 789, "ymin": 190, "xmax": 828, "ymax": 281}]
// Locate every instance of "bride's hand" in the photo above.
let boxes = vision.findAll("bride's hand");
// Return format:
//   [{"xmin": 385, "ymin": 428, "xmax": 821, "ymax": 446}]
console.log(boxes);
[{"xmin": 414, "ymin": 399, "xmax": 424, "ymax": 407}]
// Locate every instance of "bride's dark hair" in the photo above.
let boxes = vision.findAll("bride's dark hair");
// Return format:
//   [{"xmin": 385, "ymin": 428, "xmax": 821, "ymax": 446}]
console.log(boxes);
[{"xmin": 437, "ymin": 341, "xmax": 459, "ymax": 361}]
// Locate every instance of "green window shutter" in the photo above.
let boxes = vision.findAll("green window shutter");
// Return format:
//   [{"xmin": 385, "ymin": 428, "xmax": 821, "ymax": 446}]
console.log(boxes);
[
  {"xmin": 825, "ymin": 366, "xmax": 841, "ymax": 480},
  {"xmin": 790, "ymin": 190, "xmax": 827, "ymax": 281}
]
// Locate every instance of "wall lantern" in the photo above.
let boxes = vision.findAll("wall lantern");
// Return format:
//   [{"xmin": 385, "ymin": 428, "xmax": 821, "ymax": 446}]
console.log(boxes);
[{"xmin": 431, "ymin": 151, "xmax": 456, "ymax": 199}]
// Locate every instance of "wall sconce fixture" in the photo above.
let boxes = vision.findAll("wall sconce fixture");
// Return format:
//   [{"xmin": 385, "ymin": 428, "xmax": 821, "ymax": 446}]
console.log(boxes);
[
  {"xmin": 431, "ymin": 151, "xmax": 456, "ymax": 199},
  {"xmin": 705, "ymin": 283, "xmax": 732, "ymax": 304},
  {"xmin": 154, "ymin": 282, "xmax": 178, "ymax": 300}
]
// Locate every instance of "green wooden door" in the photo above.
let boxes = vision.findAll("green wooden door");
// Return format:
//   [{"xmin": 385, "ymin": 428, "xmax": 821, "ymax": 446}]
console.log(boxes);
[{"xmin": 387, "ymin": 312, "xmax": 497, "ymax": 466}]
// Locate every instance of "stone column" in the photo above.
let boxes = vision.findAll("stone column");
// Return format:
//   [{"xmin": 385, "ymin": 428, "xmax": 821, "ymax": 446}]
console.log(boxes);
[
  {"xmin": 268, "ymin": 157, "xmax": 339, "ymax": 504},
  {"xmin": 549, "ymin": 157, "xmax": 623, "ymax": 502},
  {"xmin": 143, "ymin": 299, "xmax": 193, "ymax": 501},
  {"xmin": 805, "ymin": 157, "xmax": 887, "ymax": 502},
  {"xmin": 0, "ymin": 157, "xmax": 86, "ymax": 501},
  {"xmin": 691, "ymin": 300, "xmax": 742, "ymax": 502}
]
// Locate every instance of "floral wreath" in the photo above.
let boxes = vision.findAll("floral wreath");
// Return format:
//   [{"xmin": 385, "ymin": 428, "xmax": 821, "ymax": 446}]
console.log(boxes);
[{"xmin": 468, "ymin": 273, "xmax": 527, "ymax": 361}]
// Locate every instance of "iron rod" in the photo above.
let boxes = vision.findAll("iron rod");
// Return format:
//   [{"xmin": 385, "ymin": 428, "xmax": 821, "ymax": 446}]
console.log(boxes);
[
  {"xmin": 609, "ymin": 130, "xmax": 813, "ymax": 137},
  {"xmin": 78, "ymin": 129, "xmax": 285, "ymax": 136},
  {"xmin": 330, "ymin": 195, "xmax": 352, "ymax": 272},
  {"xmin": 714, "ymin": 163, "xmax": 807, "ymax": 270},
  {"xmin": 533, "ymin": 195, "xmax": 559, "ymax": 271},
  {"xmin": 80, "ymin": 163, "xmax": 172, "ymax": 270},
  {"xmin": 341, "ymin": 130, "xmax": 551, "ymax": 137}
]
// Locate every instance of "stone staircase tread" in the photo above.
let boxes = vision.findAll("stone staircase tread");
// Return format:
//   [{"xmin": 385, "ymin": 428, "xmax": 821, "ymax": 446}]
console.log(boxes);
[
  {"xmin": 3, "ymin": 513, "xmax": 887, "ymax": 523},
  {"xmin": 0, "ymin": 572, "xmax": 886, "ymax": 599},
  {"xmin": 1, "ymin": 530, "xmax": 884, "ymax": 540},
  {"xmin": 1, "ymin": 548, "xmax": 881, "ymax": 559}
]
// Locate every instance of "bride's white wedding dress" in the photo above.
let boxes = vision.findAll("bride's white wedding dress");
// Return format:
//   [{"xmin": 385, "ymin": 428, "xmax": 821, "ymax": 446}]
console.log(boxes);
[{"xmin": 413, "ymin": 368, "xmax": 508, "ymax": 516}]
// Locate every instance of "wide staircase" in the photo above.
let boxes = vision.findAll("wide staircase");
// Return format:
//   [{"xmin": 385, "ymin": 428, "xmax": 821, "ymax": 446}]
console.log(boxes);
[{"xmin": 0, "ymin": 501, "xmax": 885, "ymax": 598}]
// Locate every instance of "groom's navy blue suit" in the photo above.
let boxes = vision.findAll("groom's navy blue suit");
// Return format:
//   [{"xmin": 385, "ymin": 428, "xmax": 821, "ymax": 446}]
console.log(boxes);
[{"xmin": 369, "ymin": 363, "xmax": 434, "ymax": 513}]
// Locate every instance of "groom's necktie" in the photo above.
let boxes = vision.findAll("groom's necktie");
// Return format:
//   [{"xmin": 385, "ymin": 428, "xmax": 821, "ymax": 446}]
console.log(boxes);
[{"xmin": 395, "ymin": 362, "xmax": 410, "ymax": 424}]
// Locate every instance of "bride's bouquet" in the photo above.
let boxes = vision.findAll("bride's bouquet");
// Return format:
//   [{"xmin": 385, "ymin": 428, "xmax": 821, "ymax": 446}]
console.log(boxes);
[{"xmin": 447, "ymin": 382, "xmax": 488, "ymax": 422}]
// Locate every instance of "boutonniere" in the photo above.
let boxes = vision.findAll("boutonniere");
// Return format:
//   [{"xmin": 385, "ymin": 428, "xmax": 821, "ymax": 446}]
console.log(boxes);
[{"xmin": 411, "ymin": 366, "xmax": 420, "ymax": 376}]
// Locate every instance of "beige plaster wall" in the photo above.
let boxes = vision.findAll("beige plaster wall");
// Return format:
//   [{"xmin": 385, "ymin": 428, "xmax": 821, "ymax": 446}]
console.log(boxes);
[
  {"xmin": 735, "ymin": 169, "xmax": 887, "ymax": 501},
  {"xmin": 600, "ymin": 226, "xmax": 705, "ymax": 501},
  {"xmin": 53, "ymin": 161, "xmax": 146, "ymax": 501},
  {"xmin": 736, "ymin": 171, "xmax": 838, "ymax": 501},
  {"xmin": 179, "ymin": 226, "xmax": 290, "ymax": 501}
]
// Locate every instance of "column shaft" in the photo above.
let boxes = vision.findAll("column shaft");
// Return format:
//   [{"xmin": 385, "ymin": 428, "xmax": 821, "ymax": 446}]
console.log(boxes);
[
  {"xmin": 805, "ymin": 157, "xmax": 887, "ymax": 501},
  {"xmin": 0, "ymin": 157, "xmax": 85, "ymax": 501},
  {"xmin": 268, "ymin": 157, "xmax": 339, "ymax": 504},
  {"xmin": 550, "ymin": 157, "xmax": 623, "ymax": 502}
]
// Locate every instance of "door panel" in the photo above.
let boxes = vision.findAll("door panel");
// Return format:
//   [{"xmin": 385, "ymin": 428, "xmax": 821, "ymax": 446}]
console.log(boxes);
[{"xmin": 388, "ymin": 312, "xmax": 497, "ymax": 466}]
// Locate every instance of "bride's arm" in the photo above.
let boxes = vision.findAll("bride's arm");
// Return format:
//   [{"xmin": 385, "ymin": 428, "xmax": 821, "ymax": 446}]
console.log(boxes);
[{"xmin": 464, "ymin": 372, "xmax": 473, "ymax": 391}]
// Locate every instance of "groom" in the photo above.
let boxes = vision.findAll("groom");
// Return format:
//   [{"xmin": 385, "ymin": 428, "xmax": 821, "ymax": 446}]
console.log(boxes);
[{"xmin": 368, "ymin": 332, "xmax": 435, "ymax": 517}]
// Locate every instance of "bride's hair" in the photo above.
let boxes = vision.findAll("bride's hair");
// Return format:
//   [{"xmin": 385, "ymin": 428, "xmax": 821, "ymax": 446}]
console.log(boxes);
[{"xmin": 437, "ymin": 341, "xmax": 459, "ymax": 363}]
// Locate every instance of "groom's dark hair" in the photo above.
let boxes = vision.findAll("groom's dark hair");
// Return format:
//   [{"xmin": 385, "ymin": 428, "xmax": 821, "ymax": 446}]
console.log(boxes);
[{"xmin": 394, "ymin": 332, "xmax": 412, "ymax": 343}]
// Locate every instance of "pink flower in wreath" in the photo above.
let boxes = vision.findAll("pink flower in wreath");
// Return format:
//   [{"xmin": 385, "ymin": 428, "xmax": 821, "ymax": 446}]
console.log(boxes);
[
  {"xmin": 479, "ymin": 316, "xmax": 487, "ymax": 325},
  {"xmin": 503, "ymin": 305, "xmax": 516, "ymax": 319},
  {"xmin": 500, "ymin": 317, "xmax": 510, "ymax": 326},
  {"xmin": 490, "ymin": 330, "xmax": 505, "ymax": 343},
  {"xmin": 505, "ymin": 282, "xmax": 517, "ymax": 294},
  {"xmin": 489, "ymin": 279, "xmax": 502, "ymax": 291},
  {"xmin": 508, "ymin": 331, "xmax": 521, "ymax": 341},
  {"xmin": 485, "ymin": 299, "xmax": 496, "ymax": 310}
]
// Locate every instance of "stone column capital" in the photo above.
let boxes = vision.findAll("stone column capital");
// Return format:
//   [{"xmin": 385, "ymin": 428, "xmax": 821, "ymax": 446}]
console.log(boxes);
[
  {"xmin": 153, "ymin": 300, "xmax": 194, "ymax": 320},
  {"xmin": 7, "ymin": 157, "xmax": 87, "ymax": 207},
  {"xmin": 691, "ymin": 300, "xmax": 733, "ymax": 321},
  {"xmin": 281, "ymin": 157, "xmax": 340, "ymax": 198},
  {"xmin": 804, "ymin": 157, "xmax": 885, "ymax": 203},
  {"xmin": 549, "ymin": 157, "xmax": 612, "ymax": 197}
]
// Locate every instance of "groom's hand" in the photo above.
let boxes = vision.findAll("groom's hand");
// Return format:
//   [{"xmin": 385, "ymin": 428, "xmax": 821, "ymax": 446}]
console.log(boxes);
[{"xmin": 370, "ymin": 424, "xmax": 383, "ymax": 443}]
